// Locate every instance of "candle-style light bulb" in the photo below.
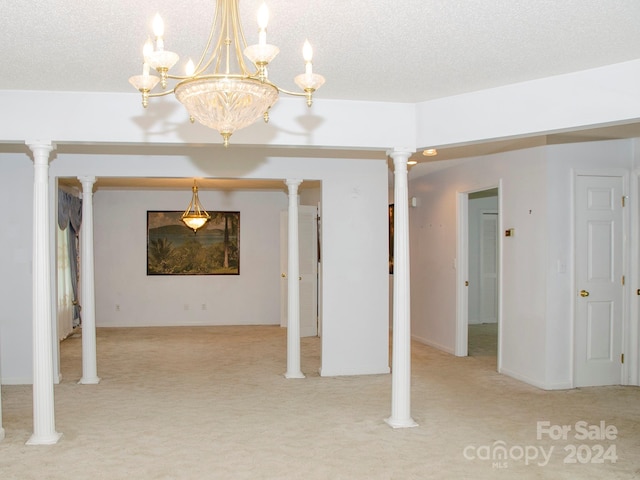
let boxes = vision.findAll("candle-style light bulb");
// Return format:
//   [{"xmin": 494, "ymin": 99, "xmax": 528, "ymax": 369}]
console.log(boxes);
[
  {"xmin": 303, "ymin": 40, "xmax": 313, "ymax": 75},
  {"xmin": 302, "ymin": 40, "xmax": 313, "ymax": 62},
  {"xmin": 257, "ymin": 3, "xmax": 269, "ymax": 46},
  {"xmin": 257, "ymin": 3, "xmax": 269, "ymax": 29},
  {"xmin": 142, "ymin": 38, "xmax": 153, "ymax": 76},
  {"xmin": 153, "ymin": 13, "xmax": 164, "ymax": 37},
  {"xmin": 185, "ymin": 58, "xmax": 195, "ymax": 77},
  {"xmin": 153, "ymin": 13, "xmax": 164, "ymax": 51},
  {"xmin": 143, "ymin": 37, "xmax": 153, "ymax": 59}
]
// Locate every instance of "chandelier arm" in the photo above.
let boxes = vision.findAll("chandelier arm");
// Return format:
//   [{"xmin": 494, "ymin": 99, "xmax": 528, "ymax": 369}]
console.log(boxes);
[
  {"xmin": 275, "ymin": 87, "xmax": 311, "ymax": 98},
  {"xmin": 147, "ymin": 89, "xmax": 176, "ymax": 98},
  {"xmin": 193, "ymin": 2, "xmax": 220, "ymax": 73},
  {"xmin": 190, "ymin": 3, "xmax": 226, "ymax": 75},
  {"xmin": 230, "ymin": 0, "xmax": 252, "ymax": 76},
  {"xmin": 206, "ymin": 8, "xmax": 229, "ymax": 75},
  {"xmin": 191, "ymin": 0, "xmax": 234, "ymax": 77}
]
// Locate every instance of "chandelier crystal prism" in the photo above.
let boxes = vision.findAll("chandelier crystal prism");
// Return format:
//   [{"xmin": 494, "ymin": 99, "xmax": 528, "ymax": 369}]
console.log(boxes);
[{"xmin": 129, "ymin": 0, "xmax": 325, "ymax": 147}]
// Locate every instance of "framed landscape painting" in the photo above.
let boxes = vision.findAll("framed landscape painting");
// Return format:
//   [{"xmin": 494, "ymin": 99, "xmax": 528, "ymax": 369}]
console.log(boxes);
[{"xmin": 147, "ymin": 211, "xmax": 240, "ymax": 275}]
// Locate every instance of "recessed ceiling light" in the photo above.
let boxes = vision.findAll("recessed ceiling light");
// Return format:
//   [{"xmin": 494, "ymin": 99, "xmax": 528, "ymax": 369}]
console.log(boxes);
[{"xmin": 422, "ymin": 148, "xmax": 438, "ymax": 156}]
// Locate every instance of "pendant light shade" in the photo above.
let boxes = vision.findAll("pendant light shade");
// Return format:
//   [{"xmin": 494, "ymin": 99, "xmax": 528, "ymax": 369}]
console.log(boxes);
[{"xmin": 181, "ymin": 181, "xmax": 210, "ymax": 233}]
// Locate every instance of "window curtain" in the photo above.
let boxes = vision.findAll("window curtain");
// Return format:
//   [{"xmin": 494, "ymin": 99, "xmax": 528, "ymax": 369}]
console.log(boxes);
[
  {"xmin": 58, "ymin": 190, "xmax": 82, "ymax": 331},
  {"xmin": 57, "ymin": 225, "xmax": 74, "ymax": 339}
]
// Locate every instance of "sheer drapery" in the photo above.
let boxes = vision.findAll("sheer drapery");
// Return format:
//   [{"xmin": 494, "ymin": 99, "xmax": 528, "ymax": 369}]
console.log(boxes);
[
  {"xmin": 57, "ymin": 225, "xmax": 74, "ymax": 339},
  {"xmin": 57, "ymin": 190, "xmax": 82, "ymax": 329}
]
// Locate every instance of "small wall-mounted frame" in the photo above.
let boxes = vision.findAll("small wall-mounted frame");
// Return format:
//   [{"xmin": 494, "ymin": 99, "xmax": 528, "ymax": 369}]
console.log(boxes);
[
  {"xmin": 147, "ymin": 210, "xmax": 240, "ymax": 275},
  {"xmin": 505, "ymin": 228, "xmax": 515, "ymax": 237}
]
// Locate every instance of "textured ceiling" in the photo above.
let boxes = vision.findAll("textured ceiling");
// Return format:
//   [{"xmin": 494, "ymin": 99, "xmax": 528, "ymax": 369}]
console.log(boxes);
[
  {"xmin": 2, "ymin": 0, "xmax": 640, "ymax": 103},
  {"xmin": 6, "ymin": 1, "xmax": 640, "ymax": 190}
]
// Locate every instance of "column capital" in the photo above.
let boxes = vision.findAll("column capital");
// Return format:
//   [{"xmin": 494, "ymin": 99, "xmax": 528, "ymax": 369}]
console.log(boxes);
[
  {"xmin": 26, "ymin": 141, "xmax": 56, "ymax": 154},
  {"xmin": 285, "ymin": 178, "xmax": 303, "ymax": 189},
  {"xmin": 26, "ymin": 140, "xmax": 56, "ymax": 150},
  {"xmin": 26, "ymin": 141, "xmax": 56, "ymax": 165},
  {"xmin": 78, "ymin": 175, "xmax": 97, "ymax": 186},
  {"xmin": 386, "ymin": 147, "xmax": 416, "ymax": 160}
]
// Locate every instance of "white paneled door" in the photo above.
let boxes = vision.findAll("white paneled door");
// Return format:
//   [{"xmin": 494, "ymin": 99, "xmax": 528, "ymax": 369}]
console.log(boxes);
[
  {"xmin": 280, "ymin": 206, "xmax": 318, "ymax": 337},
  {"xmin": 575, "ymin": 175, "xmax": 624, "ymax": 387}
]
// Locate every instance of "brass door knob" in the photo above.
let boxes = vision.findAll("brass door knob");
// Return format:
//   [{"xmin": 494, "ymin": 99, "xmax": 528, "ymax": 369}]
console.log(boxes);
[
  {"xmin": 580, "ymin": 290, "xmax": 590, "ymax": 297},
  {"xmin": 281, "ymin": 273, "xmax": 286, "ymax": 278}
]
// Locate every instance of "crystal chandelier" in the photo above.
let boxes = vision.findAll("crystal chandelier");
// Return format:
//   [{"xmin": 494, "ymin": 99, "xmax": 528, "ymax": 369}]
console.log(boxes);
[
  {"xmin": 182, "ymin": 181, "xmax": 211, "ymax": 233},
  {"xmin": 129, "ymin": 0, "xmax": 325, "ymax": 147}
]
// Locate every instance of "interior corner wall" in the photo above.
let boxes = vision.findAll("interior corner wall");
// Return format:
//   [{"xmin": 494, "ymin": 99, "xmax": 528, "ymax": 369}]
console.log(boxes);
[
  {"xmin": 93, "ymin": 189, "xmax": 288, "ymax": 327},
  {"xmin": 408, "ymin": 138, "xmax": 635, "ymax": 390},
  {"xmin": 544, "ymin": 139, "xmax": 634, "ymax": 389},
  {"xmin": 408, "ymin": 147, "xmax": 549, "ymax": 386},
  {"xmin": 0, "ymin": 154, "xmax": 34, "ymax": 384}
]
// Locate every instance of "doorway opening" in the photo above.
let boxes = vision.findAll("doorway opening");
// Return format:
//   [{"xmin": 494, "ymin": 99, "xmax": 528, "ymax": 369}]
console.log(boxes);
[{"xmin": 456, "ymin": 186, "xmax": 501, "ymax": 367}]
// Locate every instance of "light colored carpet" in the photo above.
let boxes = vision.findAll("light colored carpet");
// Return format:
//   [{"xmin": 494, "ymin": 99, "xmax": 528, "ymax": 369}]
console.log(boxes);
[
  {"xmin": 468, "ymin": 322, "xmax": 498, "ymax": 357},
  {"xmin": 1, "ymin": 326, "xmax": 639, "ymax": 479}
]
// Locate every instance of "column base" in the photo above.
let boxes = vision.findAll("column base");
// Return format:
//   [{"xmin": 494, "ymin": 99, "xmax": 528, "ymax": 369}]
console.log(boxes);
[
  {"xmin": 284, "ymin": 371, "xmax": 306, "ymax": 379},
  {"xmin": 385, "ymin": 416, "xmax": 419, "ymax": 429},
  {"xmin": 78, "ymin": 376, "xmax": 101, "ymax": 385},
  {"xmin": 26, "ymin": 431, "xmax": 62, "ymax": 445}
]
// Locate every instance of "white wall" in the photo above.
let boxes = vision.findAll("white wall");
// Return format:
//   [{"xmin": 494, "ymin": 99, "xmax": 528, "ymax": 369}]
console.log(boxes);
[
  {"xmin": 0, "ymin": 91, "xmax": 415, "ymax": 150},
  {"xmin": 544, "ymin": 140, "xmax": 633, "ymax": 388},
  {"xmin": 94, "ymin": 189, "xmax": 287, "ymax": 327},
  {"xmin": 0, "ymin": 154, "xmax": 34, "ymax": 384},
  {"xmin": 409, "ymin": 147, "xmax": 547, "ymax": 389},
  {"xmin": 408, "ymin": 139, "xmax": 636, "ymax": 389},
  {"xmin": 415, "ymin": 59, "xmax": 640, "ymax": 149}
]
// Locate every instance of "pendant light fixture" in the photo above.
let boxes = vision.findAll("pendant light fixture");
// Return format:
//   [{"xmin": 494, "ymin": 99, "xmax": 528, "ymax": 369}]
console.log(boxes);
[{"xmin": 181, "ymin": 181, "xmax": 210, "ymax": 233}]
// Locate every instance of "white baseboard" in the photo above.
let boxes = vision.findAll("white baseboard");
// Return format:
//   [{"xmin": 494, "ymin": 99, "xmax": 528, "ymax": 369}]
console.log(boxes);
[
  {"xmin": 319, "ymin": 366, "xmax": 390, "ymax": 377},
  {"xmin": 411, "ymin": 334, "xmax": 455, "ymax": 355},
  {"xmin": 1, "ymin": 376, "xmax": 32, "ymax": 385},
  {"xmin": 499, "ymin": 367, "xmax": 573, "ymax": 390}
]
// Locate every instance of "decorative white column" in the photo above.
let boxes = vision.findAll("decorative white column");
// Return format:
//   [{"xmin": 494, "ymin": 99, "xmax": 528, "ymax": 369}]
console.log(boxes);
[
  {"xmin": 78, "ymin": 176, "xmax": 100, "ymax": 385},
  {"xmin": 26, "ymin": 141, "xmax": 62, "ymax": 445},
  {"xmin": 284, "ymin": 179, "xmax": 305, "ymax": 379},
  {"xmin": 386, "ymin": 147, "xmax": 418, "ymax": 428}
]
